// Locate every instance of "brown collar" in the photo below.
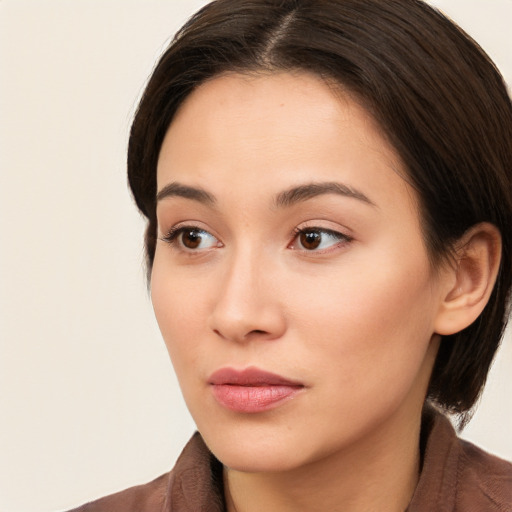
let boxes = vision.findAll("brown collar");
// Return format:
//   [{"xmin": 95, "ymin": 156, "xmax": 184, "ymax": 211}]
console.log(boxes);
[{"xmin": 164, "ymin": 407, "xmax": 512, "ymax": 511}]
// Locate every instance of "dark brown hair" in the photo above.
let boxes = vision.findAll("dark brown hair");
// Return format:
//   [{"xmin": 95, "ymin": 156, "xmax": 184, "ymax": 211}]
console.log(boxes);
[{"xmin": 127, "ymin": 0, "xmax": 512, "ymax": 417}]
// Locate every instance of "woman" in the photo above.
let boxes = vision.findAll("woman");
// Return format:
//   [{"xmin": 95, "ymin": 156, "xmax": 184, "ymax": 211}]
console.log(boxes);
[{"xmin": 72, "ymin": 0, "xmax": 512, "ymax": 510}]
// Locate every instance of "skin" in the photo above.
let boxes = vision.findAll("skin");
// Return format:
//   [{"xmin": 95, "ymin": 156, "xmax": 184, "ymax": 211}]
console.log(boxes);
[{"xmin": 151, "ymin": 72, "xmax": 455, "ymax": 512}]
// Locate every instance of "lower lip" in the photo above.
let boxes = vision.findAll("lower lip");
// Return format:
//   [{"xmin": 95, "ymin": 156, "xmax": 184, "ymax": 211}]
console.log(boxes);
[{"xmin": 211, "ymin": 384, "xmax": 303, "ymax": 413}]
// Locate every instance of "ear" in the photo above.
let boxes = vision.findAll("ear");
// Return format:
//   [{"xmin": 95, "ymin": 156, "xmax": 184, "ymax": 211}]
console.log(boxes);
[{"xmin": 434, "ymin": 222, "xmax": 502, "ymax": 336}]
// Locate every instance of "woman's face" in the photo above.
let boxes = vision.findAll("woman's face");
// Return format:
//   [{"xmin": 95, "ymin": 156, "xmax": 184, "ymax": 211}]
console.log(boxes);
[{"xmin": 152, "ymin": 72, "xmax": 448, "ymax": 472}]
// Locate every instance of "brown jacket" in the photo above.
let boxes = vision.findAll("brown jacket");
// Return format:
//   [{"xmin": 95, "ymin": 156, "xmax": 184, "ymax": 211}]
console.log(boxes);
[{"xmin": 70, "ymin": 408, "xmax": 512, "ymax": 511}]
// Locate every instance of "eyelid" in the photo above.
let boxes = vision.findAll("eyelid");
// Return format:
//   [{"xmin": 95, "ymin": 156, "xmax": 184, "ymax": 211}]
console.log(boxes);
[
  {"xmin": 158, "ymin": 219, "xmax": 218, "ymax": 240},
  {"xmin": 160, "ymin": 223, "xmax": 222, "ymax": 251},
  {"xmin": 289, "ymin": 224, "xmax": 353, "ymax": 253}
]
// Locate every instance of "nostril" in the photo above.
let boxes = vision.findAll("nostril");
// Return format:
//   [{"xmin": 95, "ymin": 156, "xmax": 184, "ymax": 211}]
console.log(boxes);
[
  {"xmin": 243, "ymin": 329, "xmax": 272, "ymax": 341},
  {"xmin": 213, "ymin": 327, "xmax": 270, "ymax": 341}
]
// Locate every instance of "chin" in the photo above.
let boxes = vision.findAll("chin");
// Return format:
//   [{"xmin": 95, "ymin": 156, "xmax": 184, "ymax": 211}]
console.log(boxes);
[
  {"xmin": 208, "ymin": 438, "xmax": 305, "ymax": 473},
  {"xmin": 196, "ymin": 417, "xmax": 321, "ymax": 473}
]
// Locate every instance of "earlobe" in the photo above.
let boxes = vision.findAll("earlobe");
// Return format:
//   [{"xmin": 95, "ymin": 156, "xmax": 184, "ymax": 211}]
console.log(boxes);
[{"xmin": 434, "ymin": 223, "xmax": 502, "ymax": 336}]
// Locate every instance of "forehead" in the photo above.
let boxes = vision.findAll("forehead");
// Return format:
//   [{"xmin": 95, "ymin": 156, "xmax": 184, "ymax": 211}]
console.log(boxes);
[
  {"xmin": 157, "ymin": 71, "xmax": 415, "ymax": 213},
  {"xmin": 165, "ymin": 72, "xmax": 384, "ymax": 150}
]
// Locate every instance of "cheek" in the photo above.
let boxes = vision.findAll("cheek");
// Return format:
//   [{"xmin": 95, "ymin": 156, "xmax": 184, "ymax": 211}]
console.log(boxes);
[
  {"xmin": 150, "ymin": 262, "xmax": 207, "ymax": 370},
  {"xmin": 286, "ymin": 250, "xmax": 437, "ymax": 385}
]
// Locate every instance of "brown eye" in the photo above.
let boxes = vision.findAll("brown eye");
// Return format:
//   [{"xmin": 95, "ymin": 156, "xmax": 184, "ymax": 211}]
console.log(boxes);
[
  {"xmin": 294, "ymin": 227, "xmax": 351, "ymax": 252},
  {"xmin": 299, "ymin": 230, "xmax": 322, "ymax": 250},
  {"xmin": 162, "ymin": 226, "xmax": 219, "ymax": 251},
  {"xmin": 181, "ymin": 229, "xmax": 203, "ymax": 249}
]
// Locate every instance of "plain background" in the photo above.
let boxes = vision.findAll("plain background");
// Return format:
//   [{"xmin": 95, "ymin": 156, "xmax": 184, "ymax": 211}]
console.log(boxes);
[{"xmin": 0, "ymin": 1, "xmax": 510, "ymax": 511}]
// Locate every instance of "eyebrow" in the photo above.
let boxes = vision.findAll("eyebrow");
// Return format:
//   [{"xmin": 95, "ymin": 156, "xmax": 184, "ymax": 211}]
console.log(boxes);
[
  {"xmin": 274, "ymin": 182, "xmax": 376, "ymax": 208},
  {"xmin": 156, "ymin": 182, "xmax": 216, "ymax": 205},
  {"xmin": 156, "ymin": 180, "xmax": 375, "ymax": 208}
]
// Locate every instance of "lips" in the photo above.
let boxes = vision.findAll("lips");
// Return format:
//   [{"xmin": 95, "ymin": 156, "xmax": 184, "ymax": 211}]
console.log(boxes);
[{"xmin": 208, "ymin": 367, "xmax": 304, "ymax": 413}]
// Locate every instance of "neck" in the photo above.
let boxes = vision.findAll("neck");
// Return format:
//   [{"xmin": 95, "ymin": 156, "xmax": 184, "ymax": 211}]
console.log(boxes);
[{"xmin": 224, "ymin": 403, "xmax": 423, "ymax": 512}]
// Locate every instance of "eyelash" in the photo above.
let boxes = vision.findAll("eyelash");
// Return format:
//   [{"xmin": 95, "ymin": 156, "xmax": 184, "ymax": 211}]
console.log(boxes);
[
  {"xmin": 160, "ymin": 225, "xmax": 221, "ymax": 251},
  {"xmin": 160, "ymin": 225, "xmax": 353, "ymax": 253},
  {"xmin": 290, "ymin": 226, "xmax": 353, "ymax": 253}
]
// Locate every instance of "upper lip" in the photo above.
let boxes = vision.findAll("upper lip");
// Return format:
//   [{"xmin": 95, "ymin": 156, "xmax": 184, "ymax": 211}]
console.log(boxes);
[{"xmin": 208, "ymin": 366, "xmax": 303, "ymax": 387}]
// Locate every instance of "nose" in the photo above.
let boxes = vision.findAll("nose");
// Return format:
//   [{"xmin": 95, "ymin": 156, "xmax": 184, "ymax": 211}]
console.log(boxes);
[{"xmin": 208, "ymin": 249, "xmax": 287, "ymax": 343}]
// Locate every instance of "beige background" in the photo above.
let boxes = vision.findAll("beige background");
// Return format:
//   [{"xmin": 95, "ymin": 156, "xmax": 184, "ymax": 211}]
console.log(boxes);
[{"xmin": 0, "ymin": 1, "xmax": 510, "ymax": 511}]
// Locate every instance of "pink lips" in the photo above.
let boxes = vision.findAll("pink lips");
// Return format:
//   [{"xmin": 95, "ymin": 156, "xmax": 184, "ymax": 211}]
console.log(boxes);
[{"xmin": 208, "ymin": 367, "xmax": 304, "ymax": 413}]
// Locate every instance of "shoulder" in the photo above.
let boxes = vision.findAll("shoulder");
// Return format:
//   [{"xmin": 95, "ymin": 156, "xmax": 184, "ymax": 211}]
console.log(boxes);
[
  {"xmin": 456, "ymin": 437, "xmax": 512, "ymax": 510},
  {"xmin": 65, "ymin": 432, "xmax": 224, "ymax": 512},
  {"xmin": 67, "ymin": 472, "xmax": 172, "ymax": 512},
  {"xmin": 410, "ymin": 406, "xmax": 512, "ymax": 511}
]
